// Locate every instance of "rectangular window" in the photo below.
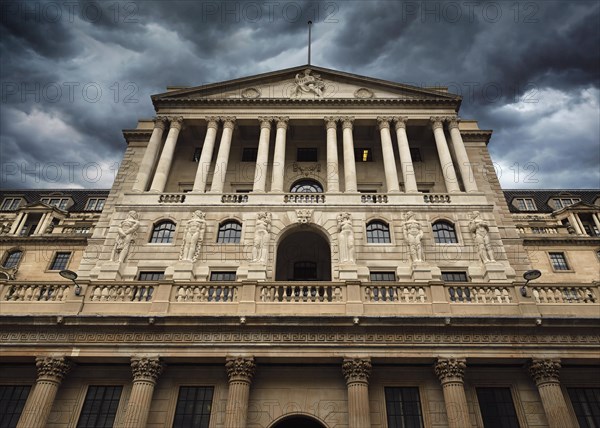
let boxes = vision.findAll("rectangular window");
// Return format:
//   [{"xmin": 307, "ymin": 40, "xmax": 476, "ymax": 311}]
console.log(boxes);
[
  {"xmin": 172, "ymin": 386, "xmax": 214, "ymax": 428},
  {"xmin": 385, "ymin": 387, "xmax": 424, "ymax": 428},
  {"xmin": 138, "ymin": 272, "xmax": 165, "ymax": 281},
  {"xmin": 370, "ymin": 272, "xmax": 396, "ymax": 281},
  {"xmin": 549, "ymin": 252, "xmax": 570, "ymax": 270},
  {"xmin": 0, "ymin": 385, "xmax": 31, "ymax": 428},
  {"xmin": 85, "ymin": 198, "xmax": 106, "ymax": 211},
  {"xmin": 210, "ymin": 271, "xmax": 236, "ymax": 281},
  {"xmin": 515, "ymin": 198, "xmax": 536, "ymax": 211},
  {"xmin": 241, "ymin": 147, "xmax": 258, "ymax": 162},
  {"xmin": 354, "ymin": 148, "xmax": 373, "ymax": 162},
  {"xmin": 1, "ymin": 198, "xmax": 21, "ymax": 211},
  {"xmin": 441, "ymin": 271, "xmax": 469, "ymax": 282},
  {"xmin": 567, "ymin": 387, "xmax": 600, "ymax": 428},
  {"xmin": 49, "ymin": 252, "xmax": 71, "ymax": 271},
  {"xmin": 193, "ymin": 147, "xmax": 202, "ymax": 162},
  {"xmin": 296, "ymin": 148, "xmax": 318, "ymax": 162},
  {"xmin": 76, "ymin": 385, "xmax": 123, "ymax": 428},
  {"xmin": 410, "ymin": 148, "xmax": 422, "ymax": 162},
  {"xmin": 476, "ymin": 387, "xmax": 520, "ymax": 428}
]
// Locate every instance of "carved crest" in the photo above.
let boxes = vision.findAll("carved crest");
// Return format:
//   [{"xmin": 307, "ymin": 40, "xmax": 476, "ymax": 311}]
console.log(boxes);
[
  {"xmin": 296, "ymin": 209, "xmax": 313, "ymax": 224},
  {"xmin": 290, "ymin": 68, "xmax": 325, "ymax": 98}
]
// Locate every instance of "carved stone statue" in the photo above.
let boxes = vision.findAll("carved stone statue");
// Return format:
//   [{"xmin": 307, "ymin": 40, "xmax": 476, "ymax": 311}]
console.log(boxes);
[
  {"xmin": 0, "ymin": 222, "xmax": 11, "ymax": 235},
  {"xmin": 337, "ymin": 212, "xmax": 355, "ymax": 264},
  {"xmin": 251, "ymin": 212, "xmax": 272, "ymax": 264},
  {"xmin": 180, "ymin": 210, "xmax": 206, "ymax": 262},
  {"xmin": 111, "ymin": 211, "xmax": 139, "ymax": 263},
  {"xmin": 469, "ymin": 211, "xmax": 496, "ymax": 263},
  {"xmin": 403, "ymin": 211, "xmax": 424, "ymax": 262},
  {"xmin": 291, "ymin": 69, "xmax": 325, "ymax": 98}
]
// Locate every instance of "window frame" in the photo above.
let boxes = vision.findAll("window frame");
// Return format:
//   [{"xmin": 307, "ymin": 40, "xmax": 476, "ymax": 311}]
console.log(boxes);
[
  {"xmin": 365, "ymin": 220, "xmax": 392, "ymax": 244},
  {"xmin": 0, "ymin": 384, "xmax": 32, "ymax": 427},
  {"xmin": 217, "ymin": 220, "xmax": 242, "ymax": 244},
  {"xmin": 441, "ymin": 271, "xmax": 469, "ymax": 282},
  {"xmin": 167, "ymin": 384, "xmax": 215, "ymax": 428},
  {"xmin": 383, "ymin": 385, "xmax": 426, "ymax": 428},
  {"xmin": 514, "ymin": 197, "xmax": 537, "ymax": 211},
  {"xmin": 548, "ymin": 251, "xmax": 572, "ymax": 272},
  {"xmin": 138, "ymin": 271, "xmax": 165, "ymax": 281},
  {"xmin": 432, "ymin": 220, "xmax": 459, "ymax": 244},
  {"xmin": 76, "ymin": 384, "xmax": 124, "ymax": 428},
  {"xmin": 289, "ymin": 179, "xmax": 324, "ymax": 194},
  {"xmin": 470, "ymin": 383, "xmax": 527, "ymax": 428},
  {"xmin": 47, "ymin": 251, "xmax": 72, "ymax": 272},
  {"xmin": 0, "ymin": 197, "xmax": 22, "ymax": 211},
  {"xmin": 85, "ymin": 198, "xmax": 106, "ymax": 211},
  {"xmin": 564, "ymin": 385, "xmax": 600, "ymax": 428},
  {"xmin": 370, "ymin": 271, "xmax": 396, "ymax": 282},
  {"xmin": 209, "ymin": 271, "xmax": 236, "ymax": 281},
  {"xmin": 2, "ymin": 249, "xmax": 24, "ymax": 269},
  {"xmin": 149, "ymin": 220, "xmax": 176, "ymax": 244},
  {"xmin": 41, "ymin": 197, "xmax": 70, "ymax": 210}
]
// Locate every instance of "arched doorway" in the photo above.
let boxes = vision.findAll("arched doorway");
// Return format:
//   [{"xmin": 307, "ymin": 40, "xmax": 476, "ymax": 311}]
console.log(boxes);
[
  {"xmin": 276, "ymin": 228, "xmax": 331, "ymax": 281},
  {"xmin": 270, "ymin": 415, "xmax": 327, "ymax": 428}
]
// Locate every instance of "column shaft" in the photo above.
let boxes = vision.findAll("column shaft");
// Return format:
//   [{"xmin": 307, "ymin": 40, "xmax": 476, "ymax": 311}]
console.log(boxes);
[
  {"xmin": 224, "ymin": 357, "xmax": 256, "ymax": 428},
  {"xmin": 529, "ymin": 359, "xmax": 576, "ymax": 428},
  {"xmin": 325, "ymin": 117, "xmax": 340, "ymax": 192},
  {"xmin": 434, "ymin": 358, "xmax": 470, "ymax": 428},
  {"xmin": 377, "ymin": 117, "xmax": 400, "ymax": 193},
  {"xmin": 574, "ymin": 214, "xmax": 587, "ymax": 236},
  {"xmin": 568, "ymin": 213, "xmax": 583, "ymax": 235},
  {"xmin": 341, "ymin": 117, "xmax": 358, "ymax": 192},
  {"xmin": 9, "ymin": 212, "xmax": 24, "ymax": 234},
  {"xmin": 253, "ymin": 117, "xmax": 272, "ymax": 192},
  {"xmin": 592, "ymin": 214, "xmax": 600, "ymax": 236},
  {"xmin": 192, "ymin": 117, "xmax": 219, "ymax": 192},
  {"xmin": 122, "ymin": 357, "xmax": 164, "ymax": 428},
  {"xmin": 13, "ymin": 213, "xmax": 28, "ymax": 236},
  {"xmin": 342, "ymin": 358, "xmax": 371, "ymax": 428},
  {"xmin": 431, "ymin": 118, "xmax": 460, "ymax": 193},
  {"xmin": 132, "ymin": 117, "xmax": 167, "ymax": 192},
  {"xmin": 17, "ymin": 357, "xmax": 71, "ymax": 428},
  {"xmin": 210, "ymin": 117, "xmax": 236, "ymax": 193},
  {"xmin": 33, "ymin": 213, "xmax": 48, "ymax": 235},
  {"xmin": 394, "ymin": 117, "xmax": 418, "ymax": 193},
  {"xmin": 269, "ymin": 117, "xmax": 289, "ymax": 193},
  {"xmin": 448, "ymin": 117, "xmax": 478, "ymax": 192},
  {"xmin": 149, "ymin": 117, "xmax": 183, "ymax": 192}
]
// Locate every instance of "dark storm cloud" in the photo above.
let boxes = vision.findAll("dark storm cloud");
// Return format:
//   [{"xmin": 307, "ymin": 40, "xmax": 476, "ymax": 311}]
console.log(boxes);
[{"xmin": 1, "ymin": 0, "xmax": 598, "ymax": 189}]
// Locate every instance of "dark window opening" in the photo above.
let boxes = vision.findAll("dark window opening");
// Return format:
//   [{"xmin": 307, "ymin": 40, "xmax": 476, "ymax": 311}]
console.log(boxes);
[
  {"xmin": 354, "ymin": 148, "xmax": 373, "ymax": 162},
  {"xmin": 297, "ymin": 148, "xmax": 318, "ymax": 162},
  {"xmin": 172, "ymin": 386, "xmax": 213, "ymax": 428},
  {"xmin": 442, "ymin": 271, "xmax": 469, "ymax": 282},
  {"xmin": 410, "ymin": 148, "xmax": 422, "ymax": 162},
  {"xmin": 293, "ymin": 261, "xmax": 317, "ymax": 281},
  {"xmin": 49, "ymin": 252, "xmax": 71, "ymax": 271},
  {"xmin": 432, "ymin": 221, "xmax": 458, "ymax": 244},
  {"xmin": 476, "ymin": 387, "xmax": 520, "ymax": 428},
  {"xmin": 370, "ymin": 272, "xmax": 396, "ymax": 281},
  {"xmin": 568, "ymin": 387, "xmax": 600, "ymax": 428},
  {"xmin": 150, "ymin": 221, "xmax": 176, "ymax": 244},
  {"xmin": 2, "ymin": 250, "xmax": 23, "ymax": 269},
  {"xmin": 366, "ymin": 221, "xmax": 391, "ymax": 244},
  {"xmin": 549, "ymin": 252, "xmax": 570, "ymax": 270},
  {"xmin": 193, "ymin": 147, "xmax": 202, "ymax": 162},
  {"xmin": 210, "ymin": 271, "xmax": 236, "ymax": 281},
  {"xmin": 241, "ymin": 148, "xmax": 258, "ymax": 162},
  {"xmin": 138, "ymin": 272, "xmax": 164, "ymax": 281},
  {"xmin": 385, "ymin": 387, "xmax": 424, "ymax": 428},
  {"xmin": 77, "ymin": 385, "xmax": 122, "ymax": 428},
  {"xmin": 217, "ymin": 221, "xmax": 242, "ymax": 243},
  {"xmin": 0, "ymin": 385, "xmax": 31, "ymax": 428}
]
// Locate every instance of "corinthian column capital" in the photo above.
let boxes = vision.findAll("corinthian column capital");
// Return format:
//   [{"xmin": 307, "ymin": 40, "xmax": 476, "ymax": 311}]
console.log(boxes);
[
  {"xmin": 446, "ymin": 116, "xmax": 460, "ymax": 129},
  {"xmin": 341, "ymin": 116, "xmax": 355, "ymax": 130},
  {"xmin": 225, "ymin": 356, "xmax": 256, "ymax": 383},
  {"xmin": 205, "ymin": 116, "xmax": 219, "ymax": 130},
  {"xmin": 528, "ymin": 359, "xmax": 561, "ymax": 385},
  {"xmin": 153, "ymin": 116, "xmax": 168, "ymax": 130},
  {"xmin": 275, "ymin": 116, "xmax": 289, "ymax": 129},
  {"xmin": 168, "ymin": 116, "xmax": 184, "ymax": 130},
  {"xmin": 430, "ymin": 116, "xmax": 445, "ymax": 130},
  {"xmin": 220, "ymin": 116, "xmax": 236, "ymax": 129},
  {"xmin": 434, "ymin": 358, "xmax": 466, "ymax": 384},
  {"xmin": 324, "ymin": 116, "xmax": 339, "ymax": 130},
  {"xmin": 342, "ymin": 358, "xmax": 372, "ymax": 384},
  {"xmin": 258, "ymin": 116, "xmax": 273, "ymax": 129},
  {"xmin": 130, "ymin": 356, "xmax": 164, "ymax": 383},
  {"xmin": 35, "ymin": 356, "xmax": 72, "ymax": 382},
  {"xmin": 393, "ymin": 116, "xmax": 408, "ymax": 130},
  {"xmin": 377, "ymin": 116, "xmax": 393, "ymax": 130}
]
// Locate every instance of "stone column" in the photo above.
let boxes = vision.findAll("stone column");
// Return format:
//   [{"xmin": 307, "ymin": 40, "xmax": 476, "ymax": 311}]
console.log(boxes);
[
  {"xmin": 192, "ymin": 117, "xmax": 220, "ymax": 193},
  {"xmin": 210, "ymin": 117, "xmax": 236, "ymax": 193},
  {"xmin": 149, "ymin": 117, "xmax": 184, "ymax": 192},
  {"xmin": 341, "ymin": 117, "xmax": 358, "ymax": 192},
  {"xmin": 269, "ymin": 117, "xmax": 289, "ymax": 193},
  {"xmin": 11, "ymin": 212, "xmax": 28, "ymax": 236},
  {"xmin": 434, "ymin": 358, "xmax": 470, "ymax": 428},
  {"xmin": 122, "ymin": 356, "xmax": 164, "ymax": 428},
  {"xmin": 528, "ymin": 359, "xmax": 576, "ymax": 428},
  {"xmin": 431, "ymin": 117, "xmax": 460, "ymax": 193},
  {"xmin": 377, "ymin": 117, "xmax": 400, "ymax": 193},
  {"xmin": 447, "ymin": 117, "xmax": 478, "ymax": 192},
  {"xmin": 224, "ymin": 356, "xmax": 256, "ymax": 428},
  {"xmin": 574, "ymin": 214, "xmax": 587, "ymax": 236},
  {"xmin": 132, "ymin": 117, "xmax": 167, "ymax": 192},
  {"xmin": 342, "ymin": 358, "xmax": 372, "ymax": 428},
  {"xmin": 17, "ymin": 356, "xmax": 72, "ymax": 428},
  {"xmin": 33, "ymin": 213, "xmax": 49, "ymax": 235},
  {"xmin": 568, "ymin": 213, "xmax": 584, "ymax": 235},
  {"xmin": 393, "ymin": 117, "xmax": 419, "ymax": 193},
  {"xmin": 324, "ymin": 116, "xmax": 340, "ymax": 193},
  {"xmin": 592, "ymin": 213, "xmax": 600, "ymax": 235},
  {"xmin": 9, "ymin": 212, "xmax": 25, "ymax": 235},
  {"xmin": 38, "ymin": 213, "xmax": 54, "ymax": 235},
  {"xmin": 253, "ymin": 117, "xmax": 273, "ymax": 192}
]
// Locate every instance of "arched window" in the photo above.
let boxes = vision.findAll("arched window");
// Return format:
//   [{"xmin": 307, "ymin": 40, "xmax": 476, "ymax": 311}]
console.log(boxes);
[
  {"xmin": 2, "ymin": 250, "xmax": 23, "ymax": 268},
  {"xmin": 217, "ymin": 221, "xmax": 242, "ymax": 243},
  {"xmin": 366, "ymin": 221, "xmax": 391, "ymax": 243},
  {"xmin": 432, "ymin": 221, "xmax": 458, "ymax": 244},
  {"xmin": 150, "ymin": 220, "xmax": 176, "ymax": 244},
  {"xmin": 290, "ymin": 179, "xmax": 323, "ymax": 193}
]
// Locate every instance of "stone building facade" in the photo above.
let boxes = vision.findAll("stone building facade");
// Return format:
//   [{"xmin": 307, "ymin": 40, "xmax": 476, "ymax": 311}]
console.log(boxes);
[{"xmin": 0, "ymin": 65, "xmax": 599, "ymax": 428}]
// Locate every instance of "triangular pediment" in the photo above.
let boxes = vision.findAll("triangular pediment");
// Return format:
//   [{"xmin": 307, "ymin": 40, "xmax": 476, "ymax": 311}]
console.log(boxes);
[{"xmin": 152, "ymin": 65, "xmax": 460, "ymax": 105}]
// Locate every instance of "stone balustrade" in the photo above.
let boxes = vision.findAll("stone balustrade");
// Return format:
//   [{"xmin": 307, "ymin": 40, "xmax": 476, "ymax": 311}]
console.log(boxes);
[
  {"xmin": 532, "ymin": 286, "xmax": 596, "ymax": 304},
  {"xmin": 283, "ymin": 193, "xmax": 326, "ymax": 204},
  {"xmin": 423, "ymin": 194, "xmax": 451, "ymax": 203},
  {"xmin": 175, "ymin": 284, "xmax": 237, "ymax": 302},
  {"xmin": 89, "ymin": 284, "xmax": 154, "ymax": 302},
  {"xmin": 259, "ymin": 283, "xmax": 343, "ymax": 302},
  {"xmin": 158, "ymin": 193, "xmax": 186, "ymax": 203},
  {"xmin": 3, "ymin": 283, "xmax": 70, "ymax": 302},
  {"xmin": 221, "ymin": 194, "xmax": 248, "ymax": 203},
  {"xmin": 364, "ymin": 285, "xmax": 427, "ymax": 302},
  {"xmin": 360, "ymin": 194, "xmax": 388, "ymax": 204},
  {"xmin": 447, "ymin": 285, "xmax": 513, "ymax": 303}
]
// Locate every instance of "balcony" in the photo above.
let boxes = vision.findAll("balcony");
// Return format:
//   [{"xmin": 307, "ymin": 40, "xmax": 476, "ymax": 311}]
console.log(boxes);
[{"xmin": 1, "ymin": 281, "xmax": 597, "ymax": 319}]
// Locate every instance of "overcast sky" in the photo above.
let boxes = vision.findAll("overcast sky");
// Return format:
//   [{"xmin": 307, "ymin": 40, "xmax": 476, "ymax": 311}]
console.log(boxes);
[{"xmin": 1, "ymin": 0, "xmax": 598, "ymax": 190}]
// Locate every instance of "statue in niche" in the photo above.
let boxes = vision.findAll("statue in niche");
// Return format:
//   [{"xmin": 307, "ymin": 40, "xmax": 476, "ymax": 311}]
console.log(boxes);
[
  {"xmin": 337, "ymin": 212, "xmax": 355, "ymax": 264},
  {"xmin": 180, "ymin": 210, "xmax": 206, "ymax": 262},
  {"xmin": 252, "ymin": 212, "xmax": 272, "ymax": 264},
  {"xmin": 291, "ymin": 69, "xmax": 325, "ymax": 98},
  {"xmin": 111, "ymin": 210, "xmax": 139, "ymax": 263},
  {"xmin": 469, "ymin": 211, "xmax": 496, "ymax": 263},
  {"xmin": 403, "ymin": 211, "xmax": 424, "ymax": 263}
]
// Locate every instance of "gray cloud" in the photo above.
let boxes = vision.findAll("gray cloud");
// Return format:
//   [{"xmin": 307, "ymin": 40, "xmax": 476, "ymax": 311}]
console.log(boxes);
[{"xmin": 1, "ymin": 0, "xmax": 598, "ymax": 189}]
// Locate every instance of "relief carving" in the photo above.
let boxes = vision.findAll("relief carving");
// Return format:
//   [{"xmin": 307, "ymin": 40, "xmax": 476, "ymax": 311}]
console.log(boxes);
[
  {"xmin": 469, "ymin": 211, "xmax": 496, "ymax": 263},
  {"xmin": 403, "ymin": 211, "xmax": 424, "ymax": 263},
  {"xmin": 337, "ymin": 212, "xmax": 355, "ymax": 264},
  {"xmin": 251, "ymin": 212, "xmax": 272, "ymax": 264},
  {"xmin": 291, "ymin": 69, "xmax": 325, "ymax": 98},
  {"xmin": 111, "ymin": 211, "xmax": 139, "ymax": 263},
  {"xmin": 180, "ymin": 210, "xmax": 206, "ymax": 262}
]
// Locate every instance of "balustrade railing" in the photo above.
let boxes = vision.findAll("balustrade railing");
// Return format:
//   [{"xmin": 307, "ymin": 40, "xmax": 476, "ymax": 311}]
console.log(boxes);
[
  {"xmin": 361, "ymin": 194, "xmax": 388, "ymax": 204},
  {"xmin": 283, "ymin": 194, "xmax": 326, "ymax": 204},
  {"xmin": 447, "ymin": 285, "xmax": 512, "ymax": 303},
  {"xmin": 175, "ymin": 284, "xmax": 237, "ymax": 302},
  {"xmin": 221, "ymin": 194, "xmax": 248, "ymax": 203},
  {"xmin": 158, "ymin": 194, "xmax": 186, "ymax": 203},
  {"xmin": 89, "ymin": 284, "xmax": 154, "ymax": 302},
  {"xmin": 3, "ymin": 284, "xmax": 70, "ymax": 302},
  {"xmin": 259, "ymin": 284, "xmax": 343, "ymax": 303},
  {"xmin": 364, "ymin": 285, "xmax": 426, "ymax": 302},
  {"xmin": 423, "ymin": 194, "xmax": 451, "ymax": 203},
  {"xmin": 532, "ymin": 286, "xmax": 596, "ymax": 303}
]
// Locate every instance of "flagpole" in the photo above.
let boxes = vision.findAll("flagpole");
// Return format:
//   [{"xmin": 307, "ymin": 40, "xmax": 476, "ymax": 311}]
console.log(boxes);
[{"xmin": 308, "ymin": 20, "xmax": 312, "ymax": 65}]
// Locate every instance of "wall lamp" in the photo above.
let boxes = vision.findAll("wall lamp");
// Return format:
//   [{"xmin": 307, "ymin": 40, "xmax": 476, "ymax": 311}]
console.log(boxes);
[
  {"xmin": 59, "ymin": 269, "xmax": 82, "ymax": 296},
  {"xmin": 520, "ymin": 269, "xmax": 542, "ymax": 297}
]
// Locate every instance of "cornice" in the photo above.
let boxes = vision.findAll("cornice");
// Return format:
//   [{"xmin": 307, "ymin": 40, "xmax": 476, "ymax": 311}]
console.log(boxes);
[
  {"xmin": 123, "ymin": 129, "xmax": 153, "ymax": 144},
  {"xmin": 523, "ymin": 237, "xmax": 600, "ymax": 246},
  {"xmin": 460, "ymin": 130, "xmax": 493, "ymax": 144}
]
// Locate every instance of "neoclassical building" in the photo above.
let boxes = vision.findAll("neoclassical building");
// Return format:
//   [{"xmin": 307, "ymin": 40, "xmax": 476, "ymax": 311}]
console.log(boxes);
[{"xmin": 1, "ymin": 65, "xmax": 599, "ymax": 428}]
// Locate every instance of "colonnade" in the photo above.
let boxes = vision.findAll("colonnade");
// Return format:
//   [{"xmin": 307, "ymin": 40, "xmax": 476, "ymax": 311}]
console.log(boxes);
[
  {"xmin": 132, "ymin": 115, "xmax": 479, "ymax": 195},
  {"xmin": 15, "ymin": 356, "xmax": 577, "ymax": 428}
]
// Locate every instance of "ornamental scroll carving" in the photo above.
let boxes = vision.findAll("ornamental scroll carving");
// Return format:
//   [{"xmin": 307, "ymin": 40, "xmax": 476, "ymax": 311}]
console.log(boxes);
[
  {"xmin": 434, "ymin": 358, "xmax": 467, "ymax": 383},
  {"xmin": 130, "ymin": 356, "xmax": 164, "ymax": 383},
  {"xmin": 180, "ymin": 210, "xmax": 206, "ymax": 262},
  {"xmin": 403, "ymin": 211, "xmax": 424, "ymax": 263},
  {"xmin": 251, "ymin": 212, "xmax": 272, "ymax": 264},
  {"xmin": 111, "ymin": 210, "xmax": 139, "ymax": 263},
  {"xmin": 469, "ymin": 211, "xmax": 496, "ymax": 263},
  {"xmin": 291, "ymin": 69, "xmax": 325, "ymax": 98},
  {"xmin": 342, "ymin": 358, "xmax": 372, "ymax": 384},
  {"xmin": 528, "ymin": 359, "xmax": 561, "ymax": 385},
  {"xmin": 35, "ymin": 356, "xmax": 72, "ymax": 381},
  {"xmin": 337, "ymin": 212, "xmax": 355, "ymax": 264},
  {"xmin": 225, "ymin": 356, "xmax": 256, "ymax": 382}
]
